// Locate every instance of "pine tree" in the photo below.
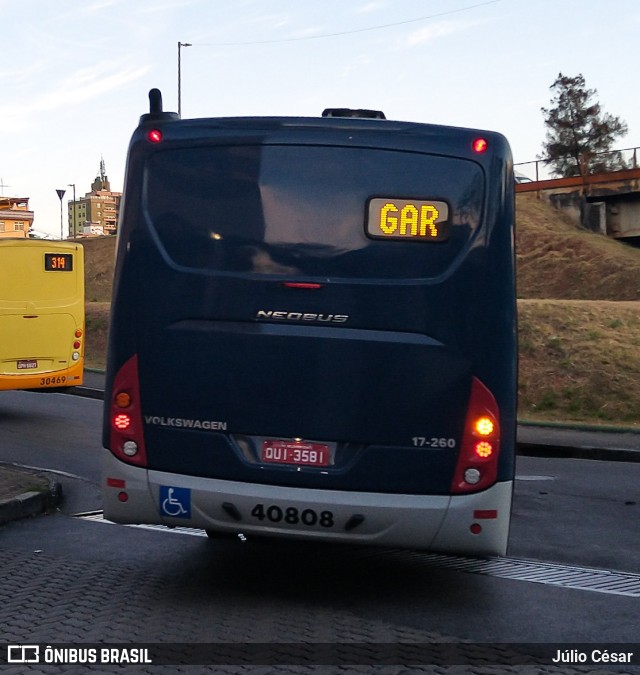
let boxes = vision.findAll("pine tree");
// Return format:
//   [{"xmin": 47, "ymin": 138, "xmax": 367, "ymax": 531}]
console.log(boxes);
[{"xmin": 541, "ymin": 73, "xmax": 627, "ymax": 177}]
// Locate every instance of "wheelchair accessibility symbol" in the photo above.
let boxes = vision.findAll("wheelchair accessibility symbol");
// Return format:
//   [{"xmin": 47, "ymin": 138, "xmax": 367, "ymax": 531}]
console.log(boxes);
[{"xmin": 159, "ymin": 486, "xmax": 191, "ymax": 518}]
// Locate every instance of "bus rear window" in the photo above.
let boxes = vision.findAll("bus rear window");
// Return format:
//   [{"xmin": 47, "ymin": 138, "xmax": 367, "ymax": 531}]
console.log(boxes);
[
  {"xmin": 0, "ymin": 248, "xmax": 80, "ymax": 303},
  {"xmin": 144, "ymin": 144, "xmax": 484, "ymax": 280}
]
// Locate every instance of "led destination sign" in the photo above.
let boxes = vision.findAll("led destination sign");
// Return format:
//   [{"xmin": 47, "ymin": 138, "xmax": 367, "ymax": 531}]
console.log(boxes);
[
  {"xmin": 367, "ymin": 198, "xmax": 450, "ymax": 242},
  {"xmin": 44, "ymin": 253, "xmax": 73, "ymax": 271}
]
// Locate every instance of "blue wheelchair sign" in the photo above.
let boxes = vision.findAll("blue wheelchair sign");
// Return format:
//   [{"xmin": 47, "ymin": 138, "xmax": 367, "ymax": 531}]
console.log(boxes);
[{"xmin": 159, "ymin": 486, "xmax": 191, "ymax": 518}]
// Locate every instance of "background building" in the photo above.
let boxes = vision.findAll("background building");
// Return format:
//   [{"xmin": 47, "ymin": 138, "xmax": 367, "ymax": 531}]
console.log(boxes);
[
  {"xmin": 68, "ymin": 159, "xmax": 122, "ymax": 236},
  {"xmin": 0, "ymin": 197, "xmax": 34, "ymax": 239}
]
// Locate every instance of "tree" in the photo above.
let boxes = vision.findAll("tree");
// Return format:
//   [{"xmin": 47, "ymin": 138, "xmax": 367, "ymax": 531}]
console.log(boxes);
[{"xmin": 541, "ymin": 73, "xmax": 628, "ymax": 177}]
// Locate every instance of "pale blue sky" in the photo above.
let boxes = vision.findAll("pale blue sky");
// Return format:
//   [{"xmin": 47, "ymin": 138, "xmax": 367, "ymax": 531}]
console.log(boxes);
[{"xmin": 2, "ymin": 0, "xmax": 639, "ymax": 237}]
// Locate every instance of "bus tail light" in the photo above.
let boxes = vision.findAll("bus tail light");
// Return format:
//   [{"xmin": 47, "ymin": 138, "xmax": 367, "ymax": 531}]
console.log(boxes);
[
  {"xmin": 72, "ymin": 327, "xmax": 83, "ymax": 361},
  {"xmin": 109, "ymin": 354, "xmax": 147, "ymax": 467},
  {"xmin": 451, "ymin": 377, "xmax": 500, "ymax": 494}
]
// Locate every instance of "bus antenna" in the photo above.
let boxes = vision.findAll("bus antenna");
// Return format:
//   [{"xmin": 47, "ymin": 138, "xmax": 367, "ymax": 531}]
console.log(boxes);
[
  {"xmin": 139, "ymin": 88, "xmax": 179, "ymax": 125},
  {"xmin": 149, "ymin": 88, "xmax": 163, "ymax": 114}
]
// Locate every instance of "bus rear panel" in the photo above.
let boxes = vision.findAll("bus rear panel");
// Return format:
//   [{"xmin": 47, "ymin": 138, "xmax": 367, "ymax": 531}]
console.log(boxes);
[
  {"xmin": 103, "ymin": 94, "xmax": 516, "ymax": 555},
  {"xmin": 0, "ymin": 240, "xmax": 84, "ymax": 391}
]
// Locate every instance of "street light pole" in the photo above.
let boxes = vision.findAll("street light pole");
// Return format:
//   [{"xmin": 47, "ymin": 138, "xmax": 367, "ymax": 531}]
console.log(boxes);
[
  {"xmin": 68, "ymin": 183, "xmax": 76, "ymax": 237},
  {"xmin": 55, "ymin": 189, "xmax": 66, "ymax": 240},
  {"xmin": 178, "ymin": 41, "xmax": 192, "ymax": 118}
]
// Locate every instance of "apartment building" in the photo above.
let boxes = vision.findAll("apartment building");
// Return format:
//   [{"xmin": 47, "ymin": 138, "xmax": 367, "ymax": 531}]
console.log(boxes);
[
  {"xmin": 68, "ymin": 160, "xmax": 122, "ymax": 236},
  {"xmin": 0, "ymin": 197, "xmax": 34, "ymax": 239}
]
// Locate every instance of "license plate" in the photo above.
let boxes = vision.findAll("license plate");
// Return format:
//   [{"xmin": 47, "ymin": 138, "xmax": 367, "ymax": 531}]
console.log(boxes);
[
  {"xmin": 261, "ymin": 440, "xmax": 331, "ymax": 467},
  {"xmin": 17, "ymin": 360, "xmax": 38, "ymax": 370}
]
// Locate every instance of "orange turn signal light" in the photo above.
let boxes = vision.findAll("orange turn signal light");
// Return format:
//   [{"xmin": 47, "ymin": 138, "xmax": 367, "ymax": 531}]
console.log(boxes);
[
  {"xmin": 115, "ymin": 392, "xmax": 132, "ymax": 408},
  {"xmin": 474, "ymin": 416, "xmax": 495, "ymax": 437}
]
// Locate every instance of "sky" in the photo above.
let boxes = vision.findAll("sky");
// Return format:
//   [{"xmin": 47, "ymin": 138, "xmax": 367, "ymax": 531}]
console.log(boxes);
[{"xmin": 2, "ymin": 0, "xmax": 639, "ymax": 238}]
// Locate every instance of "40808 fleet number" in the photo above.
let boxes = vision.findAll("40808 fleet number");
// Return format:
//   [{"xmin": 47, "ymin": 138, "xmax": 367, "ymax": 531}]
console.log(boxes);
[{"xmin": 250, "ymin": 504, "xmax": 335, "ymax": 528}]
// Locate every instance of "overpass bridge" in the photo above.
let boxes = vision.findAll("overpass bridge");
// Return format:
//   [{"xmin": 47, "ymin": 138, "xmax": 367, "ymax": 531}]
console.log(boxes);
[{"xmin": 515, "ymin": 147, "xmax": 640, "ymax": 243}]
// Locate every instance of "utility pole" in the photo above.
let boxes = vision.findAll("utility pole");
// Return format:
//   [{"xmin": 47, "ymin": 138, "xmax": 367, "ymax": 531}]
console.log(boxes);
[
  {"xmin": 178, "ymin": 41, "xmax": 192, "ymax": 118},
  {"xmin": 68, "ymin": 183, "xmax": 76, "ymax": 237},
  {"xmin": 55, "ymin": 189, "xmax": 66, "ymax": 240}
]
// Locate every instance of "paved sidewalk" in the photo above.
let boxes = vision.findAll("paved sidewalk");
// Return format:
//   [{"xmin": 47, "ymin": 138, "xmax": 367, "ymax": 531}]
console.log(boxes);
[{"xmin": 0, "ymin": 462, "xmax": 62, "ymax": 526}]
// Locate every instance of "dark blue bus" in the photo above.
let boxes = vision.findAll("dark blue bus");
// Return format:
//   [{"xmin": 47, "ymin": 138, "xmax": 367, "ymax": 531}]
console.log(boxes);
[{"xmin": 103, "ymin": 90, "xmax": 516, "ymax": 555}]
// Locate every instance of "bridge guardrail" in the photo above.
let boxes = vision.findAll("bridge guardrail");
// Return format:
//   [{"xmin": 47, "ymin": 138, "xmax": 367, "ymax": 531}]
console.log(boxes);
[{"xmin": 515, "ymin": 146, "xmax": 639, "ymax": 183}]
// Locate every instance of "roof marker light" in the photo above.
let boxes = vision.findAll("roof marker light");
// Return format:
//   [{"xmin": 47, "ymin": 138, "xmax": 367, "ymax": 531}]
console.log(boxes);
[{"xmin": 472, "ymin": 137, "xmax": 488, "ymax": 153}]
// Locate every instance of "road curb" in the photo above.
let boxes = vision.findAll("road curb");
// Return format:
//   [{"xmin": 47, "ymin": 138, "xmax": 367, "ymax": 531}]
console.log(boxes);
[
  {"xmin": 0, "ymin": 474, "xmax": 63, "ymax": 526},
  {"xmin": 517, "ymin": 443, "xmax": 640, "ymax": 463},
  {"xmin": 518, "ymin": 419, "xmax": 640, "ymax": 434}
]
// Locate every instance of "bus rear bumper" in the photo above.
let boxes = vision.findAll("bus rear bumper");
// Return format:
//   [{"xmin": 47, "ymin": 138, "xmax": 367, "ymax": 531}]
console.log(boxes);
[
  {"xmin": 0, "ymin": 360, "xmax": 83, "ymax": 391},
  {"xmin": 102, "ymin": 450, "xmax": 512, "ymax": 556}
]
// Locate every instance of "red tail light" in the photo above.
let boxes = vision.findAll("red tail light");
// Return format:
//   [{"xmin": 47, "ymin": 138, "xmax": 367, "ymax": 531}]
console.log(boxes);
[
  {"xmin": 472, "ymin": 137, "xmax": 488, "ymax": 153},
  {"xmin": 109, "ymin": 354, "xmax": 147, "ymax": 467},
  {"xmin": 451, "ymin": 377, "xmax": 500, "ymax": 494}
]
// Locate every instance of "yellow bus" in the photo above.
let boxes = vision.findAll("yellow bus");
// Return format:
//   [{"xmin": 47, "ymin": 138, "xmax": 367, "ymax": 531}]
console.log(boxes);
[{"xmin": 0, "ymin": 239, "xmax": 84, "ymax": 391}]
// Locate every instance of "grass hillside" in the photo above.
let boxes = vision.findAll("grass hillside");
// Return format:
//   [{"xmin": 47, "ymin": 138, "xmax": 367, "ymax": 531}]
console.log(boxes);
[
  {"xmin": 82, "ymin": 196, "xmax": 640, "ymax": 427},
  {"xmin": 83, "ymin": 236, "xmax": 117, "ymax": 303},
  {"xmin": 514, "ymin": 194, "xmax": 640, "ymax": 425},
  {"xmin": 516, "ymin": 194, "xmax": 640, "ymax": 300},
  {"xmin": 518, "ymin": 299, "xmax": 640, "ymax": 424}
]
